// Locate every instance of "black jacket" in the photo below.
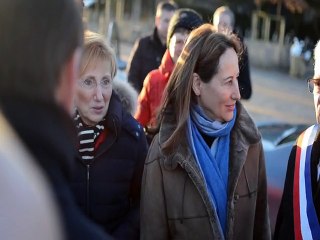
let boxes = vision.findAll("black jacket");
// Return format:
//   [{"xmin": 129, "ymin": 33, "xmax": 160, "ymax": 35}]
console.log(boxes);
[
  {"xmin": 238, "ymin": 39, "xmax": 252, "ymax": 100},
  {"xmin": 126, "ymin": 28, "xmax": 166, "ymax": 92},
  {"xmin": 274, "ymin": 128, "xmax": 320, "ymax": 239},
  {"xmin": 70, "ymin": 92, "xmax": 148, "ymax": 239},
  {"xmin": 0, "ymin": 97, "xmax": 112, "ymax": 240}
]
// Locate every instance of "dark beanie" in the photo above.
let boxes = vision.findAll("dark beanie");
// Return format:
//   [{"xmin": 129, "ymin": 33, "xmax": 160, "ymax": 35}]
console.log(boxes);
[{"xmin": 167, "ymin": 8, "xmax": 203, "ymax": 47}]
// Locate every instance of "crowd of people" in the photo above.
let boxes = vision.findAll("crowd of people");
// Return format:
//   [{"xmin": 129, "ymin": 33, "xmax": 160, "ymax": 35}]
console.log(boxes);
[{"xmin": 0, "ymin": 0, "xmax": 319, "ymax": 239}]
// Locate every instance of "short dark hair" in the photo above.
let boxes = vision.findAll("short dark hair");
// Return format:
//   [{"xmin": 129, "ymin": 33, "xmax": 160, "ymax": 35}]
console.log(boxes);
[
  {"xmin": 0, "ymin": 0, "xmax": 83, "ymax": 101},
  {"xmin": 156, "ymin": 1, "xmax": 178, "ymax": 17}
]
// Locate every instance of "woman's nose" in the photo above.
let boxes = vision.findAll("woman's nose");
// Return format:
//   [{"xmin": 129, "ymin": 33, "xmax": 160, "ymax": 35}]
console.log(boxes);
[
  {"xmin": 94, "ymin": 85, "xmax": 103, "ymax": 101},
  {"xmin": 232, "ymin": 80, "xmax": 241, "ymax": 100}
]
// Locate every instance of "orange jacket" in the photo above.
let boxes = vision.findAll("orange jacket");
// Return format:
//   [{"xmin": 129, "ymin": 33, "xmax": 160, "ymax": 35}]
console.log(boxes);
[{"xmin": 135, "ymin": 50, "xmax": 174, "ymax": 127}]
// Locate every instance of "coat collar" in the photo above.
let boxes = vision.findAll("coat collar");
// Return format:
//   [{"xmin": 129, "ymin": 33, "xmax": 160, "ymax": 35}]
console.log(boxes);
[
  {"xmin": 157, "ymin": 101, "xmax": 261, "ymax": 237},
  {"xmin": 228, "ymin": 101, "xmax": 261, "ymax": 194},
  {"xmin": 151, "ymin": 27, "xmax": 166, "ymax": 50},
  {"xmin": 158, "ymin": 101, "xmax": 260, "ymax": 169},
  {"xmin": 104, "ymin": 91, "xmax": 122, "ymax": 133},
  {"xmin": 158, "ymin": 50, "xmax": 175, "ymax": 79}
]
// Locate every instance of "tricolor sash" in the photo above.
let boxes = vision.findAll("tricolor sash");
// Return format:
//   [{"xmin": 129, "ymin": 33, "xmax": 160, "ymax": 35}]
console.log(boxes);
[{"xmin": 294, "ymin": 124, "xmax": 320, "ymax": 240}]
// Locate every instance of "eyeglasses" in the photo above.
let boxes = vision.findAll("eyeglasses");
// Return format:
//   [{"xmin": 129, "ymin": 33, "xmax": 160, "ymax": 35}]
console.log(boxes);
[
  {"xmin": 78, "ymin": 77, "xmax": 112, "ymax": 90},
  {"xmin": 307, "ymin": 78, "xmax": 320, "ymax": 94}
]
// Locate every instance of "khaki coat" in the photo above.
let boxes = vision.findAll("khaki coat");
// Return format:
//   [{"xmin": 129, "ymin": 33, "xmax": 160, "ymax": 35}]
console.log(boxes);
[{"xmin": 141, "ymin": 102, "xmax": 271, "ymax": 240}]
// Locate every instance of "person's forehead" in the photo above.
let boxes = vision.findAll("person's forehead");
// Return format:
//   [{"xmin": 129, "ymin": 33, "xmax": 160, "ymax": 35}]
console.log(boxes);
[
  {"xmin": 218, "ymin": 13, "xmax": 232, "ymax": 24},
  {"xmin": 160, "ymin": 9, "xmax": 175, "ymax": 18}
]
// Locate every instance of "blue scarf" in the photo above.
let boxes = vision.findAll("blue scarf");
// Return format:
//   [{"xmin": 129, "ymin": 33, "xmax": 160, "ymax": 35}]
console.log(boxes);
[{"xmin": 187, "ymin": 104, "xmax": 236, "ymax": 235}]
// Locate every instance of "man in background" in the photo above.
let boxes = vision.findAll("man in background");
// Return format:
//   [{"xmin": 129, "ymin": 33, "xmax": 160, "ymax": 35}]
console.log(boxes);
[
  {"xmin": 0, "ymin": 0, "xmax": 111, "ymax": 239},
  {"xmin": 126, "ymin": 1, "xmax": 178, "ymax": 92},
  {"xmin": 213, "ymin": 6, "xmax": 252, "ymax": 100},
  {"xmin": 135, "ymin": 8, "xmax": 203, "ymax": 134}
]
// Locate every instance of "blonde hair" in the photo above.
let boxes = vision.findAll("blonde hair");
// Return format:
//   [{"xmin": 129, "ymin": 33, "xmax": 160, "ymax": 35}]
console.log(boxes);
[{"xmin": 80, "ymin": 31, "xmax": 117, "ymax": 79}]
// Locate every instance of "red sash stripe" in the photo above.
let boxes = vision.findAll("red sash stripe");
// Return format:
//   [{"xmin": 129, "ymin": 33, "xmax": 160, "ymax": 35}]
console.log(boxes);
[{"xmin": 293, "ymin": 125, "xmax": 320, "ymax": 240}]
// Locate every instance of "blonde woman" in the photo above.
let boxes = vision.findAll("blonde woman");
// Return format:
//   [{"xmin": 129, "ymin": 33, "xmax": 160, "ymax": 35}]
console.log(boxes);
[{"xmin": 70, "ymin": 31, "xmax": 148, "ymax": 239}]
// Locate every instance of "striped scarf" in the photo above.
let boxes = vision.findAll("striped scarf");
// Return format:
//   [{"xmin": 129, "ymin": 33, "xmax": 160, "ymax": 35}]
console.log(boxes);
[
  {"xmin": 74, "ymin": 113, "xmax": 105, "ymax": 162},
  {"xmin": 293, "ymin": 124, "xmax": 320, "ymax": 240}
]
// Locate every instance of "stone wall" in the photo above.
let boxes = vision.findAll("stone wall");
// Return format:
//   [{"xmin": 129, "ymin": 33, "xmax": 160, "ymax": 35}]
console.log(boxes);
[{"xmin": 246, "ymin": 39, "xmax": 290, "ymax": 70}]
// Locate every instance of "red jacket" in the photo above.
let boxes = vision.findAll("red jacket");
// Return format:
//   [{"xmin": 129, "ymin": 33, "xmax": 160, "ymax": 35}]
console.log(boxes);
[{"xmin": 135, "ymin": 50, "xmax": 174, "ymax": 127}]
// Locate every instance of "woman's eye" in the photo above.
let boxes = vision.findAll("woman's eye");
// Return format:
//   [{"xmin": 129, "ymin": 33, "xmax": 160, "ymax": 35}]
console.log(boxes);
[
  {"xmin": 227, "ymin": 80, "xmax": 233, "ymax": 86},
  {"xmin": 101, "ymin": 78, "xmax": 111, "ymax": 87},
  {"xmin": 84, "ymin": 79, "xmax": 94, "ymax": 86}
]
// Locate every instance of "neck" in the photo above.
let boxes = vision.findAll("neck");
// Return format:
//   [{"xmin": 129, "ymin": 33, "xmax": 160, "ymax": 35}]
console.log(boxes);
[{"xmin": 157, "ymin": 31, "xmax": 166, "ymax": 45}]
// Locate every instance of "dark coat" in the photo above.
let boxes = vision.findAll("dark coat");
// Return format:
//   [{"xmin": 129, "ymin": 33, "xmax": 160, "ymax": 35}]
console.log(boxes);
[
  {"xmin": 274, "ymin": 128, "xmax": 320, "ymax": 239},
  {"xmin": 70, "ymin": 92, "xmax": 148, "ymax": 239},
  {"xmin": 126, "ymin": 28, "xmax": 166, "ymax": 92},
  {"xmin": 141, "ymin": 102, "xmax": 271, "ymax": 240},
  {"xmin": 238, "ymin": 40, "xmax": 252, "ymax": 100},
  {"xmin": 0, "ymin": 98, "xmax": 112, "ymax": 240}
]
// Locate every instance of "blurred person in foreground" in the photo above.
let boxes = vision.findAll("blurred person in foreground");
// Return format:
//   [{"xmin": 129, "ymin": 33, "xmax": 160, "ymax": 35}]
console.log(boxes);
[
  {"xmin": 0, "ymin": 0, "xmax": 111, "ymax": 239},
  {"xmin": 126, "ymin": 1, "xmax": 178, "ymax": 92},
  {"xmin": 0, "ymin": 113, "xmax": 63, "ymax": 240},
  {"xmin": 141, "ymin": 23, "xmax": 271, "ymax": 239},
  {"xmin": 134, "ymin": 8, "xmax": 203, "ymax": 142},
  {"xmin": 213, "ymin": 6, "xmax": 252, "ymax": 100},
  {"xmin": 70, "ymin": 31, "xmax": 148, "ymax": 239},
  {"xmin": 274, "ymin": 40, "xmax": 320, "ymax": 239}
]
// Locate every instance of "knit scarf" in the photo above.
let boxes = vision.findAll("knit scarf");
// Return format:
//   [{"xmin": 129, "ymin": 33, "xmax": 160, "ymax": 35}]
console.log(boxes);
[
  {"xmin": 187, "ymin": 104, "xmax": 236, "ymax": 236},
  {"xmin": 74, "ymin": 112, "xmax": 105, "ymax": 163}
]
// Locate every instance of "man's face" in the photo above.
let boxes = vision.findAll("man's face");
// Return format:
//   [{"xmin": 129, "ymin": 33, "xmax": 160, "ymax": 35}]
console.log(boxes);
[
  {"xmin": 214, "ymin": 13, "xmax": 233, "ymax": 33},
  {"xmin": 156, "ymin": 10, "xmax": 175, "ymax": 42},
  {"xmin": 313, "ymin": 60, "xmax": 320, "ymax": 123}
]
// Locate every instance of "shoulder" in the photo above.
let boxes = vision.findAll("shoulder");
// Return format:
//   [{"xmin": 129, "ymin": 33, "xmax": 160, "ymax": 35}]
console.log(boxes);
[
  {"xmin": 145, "ymin": 69, "xmax": 163, "ymax": 85},
  {"xmin": 233, "ymin": 102, "xmax": 261, "ymax": 145},
  {"xmin": 121, "ymin": 111, "xmax": 146, "ymax": 142},
  {"xmin": 135, "ymin": 33, "xmax": 153, "ymax": 47}
]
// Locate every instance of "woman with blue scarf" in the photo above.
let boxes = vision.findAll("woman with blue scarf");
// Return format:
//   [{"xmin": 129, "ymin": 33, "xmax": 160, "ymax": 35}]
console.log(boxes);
[{"xmin": 141, "ymin": 24, "xmax": 271, "ymax": 240}]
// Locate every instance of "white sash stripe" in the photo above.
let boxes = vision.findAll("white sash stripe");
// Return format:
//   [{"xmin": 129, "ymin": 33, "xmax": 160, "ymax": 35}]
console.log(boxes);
[{"xmin": 299, "ymin": 126, "xmax": 313, "ymax": 239}]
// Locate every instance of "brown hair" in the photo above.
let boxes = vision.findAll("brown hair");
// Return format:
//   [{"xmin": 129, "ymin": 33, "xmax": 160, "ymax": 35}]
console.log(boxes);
[
  {"xmin": 156, "ymin": 1, "xmax": 178, "ymax": 17},
  {"xmin": 160, "ymin": 23, "xmax": 242, "ymax": 154},
  {"xmin": 80, "ymin": 31, "xmax": 117, "ymax": 79}
]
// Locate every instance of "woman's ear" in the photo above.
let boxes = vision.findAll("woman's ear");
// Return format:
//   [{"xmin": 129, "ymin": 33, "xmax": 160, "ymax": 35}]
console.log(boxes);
[{"xmin": 192, "ymin": 73, "xmax": 201, "ymax": 96}]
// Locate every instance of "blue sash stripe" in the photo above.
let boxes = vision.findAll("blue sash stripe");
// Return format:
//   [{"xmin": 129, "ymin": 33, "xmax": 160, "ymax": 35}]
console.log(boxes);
[{"xmin": 304, "ymin": 125, "xmax": 320, "ymax": 239}]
